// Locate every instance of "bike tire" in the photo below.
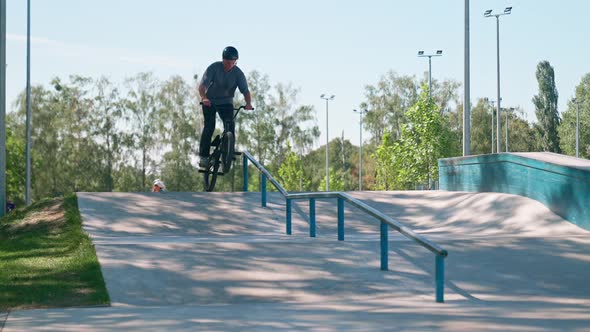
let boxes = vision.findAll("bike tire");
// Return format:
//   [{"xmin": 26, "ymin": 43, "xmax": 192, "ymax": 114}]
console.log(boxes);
[
  {"xmin": 222, "ymin": 132, "xmax": 235, "ymax": 173},
  {"xmin": 203, "ymin": 153, "xmax": 221, "ymax": 192}
]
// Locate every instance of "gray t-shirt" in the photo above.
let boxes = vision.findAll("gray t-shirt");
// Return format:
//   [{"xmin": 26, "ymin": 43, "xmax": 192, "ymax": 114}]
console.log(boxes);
[{"xmin": 200, "ymin": 61, "xmax": 249, "ymax": 105}]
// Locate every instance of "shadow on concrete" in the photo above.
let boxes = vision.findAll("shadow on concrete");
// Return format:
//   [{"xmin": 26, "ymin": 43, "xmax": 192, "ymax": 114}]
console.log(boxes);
[
  {"xmin": 6, "ymin": 191, "xmax": 590, "ymax": 331},
  {"xmin": 78, "ymin": 192, "xmax": 291, "ymax": 238}
]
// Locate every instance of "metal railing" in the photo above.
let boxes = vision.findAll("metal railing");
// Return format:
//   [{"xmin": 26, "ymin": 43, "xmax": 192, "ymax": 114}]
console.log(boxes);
[{"xmin": 241, "ymin": 150, "xmax": 448, "ymax": 303}]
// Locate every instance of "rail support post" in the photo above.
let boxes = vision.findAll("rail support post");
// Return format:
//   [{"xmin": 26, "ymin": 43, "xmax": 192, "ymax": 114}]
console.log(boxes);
[
  {"xmin": 436, "ymin": 255, "xmax": 445, "ymax": 303},
  {"xmin": 242, "ymin": 154, "xmax": 248, "ymax": 192},
  {"xmin": 309, "ymin": 198, "xmax": 316, "ymax": 237},
  {"xmin": 337, "ymin": 197, "xmax": 344, "ymax": 241},
  {"xmin": 261, "ymin": 174, "xmax": 267, "ymax": 207},
  {"xmin": 286, "ymin": 198, "xmax": 292, "ymax": 235},
  {"xmin": 380, "ymin": 221, "xmax": 388, "ymax": 271}
]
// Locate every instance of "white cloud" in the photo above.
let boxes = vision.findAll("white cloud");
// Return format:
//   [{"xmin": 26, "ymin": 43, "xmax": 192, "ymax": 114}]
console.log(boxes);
[
  {"xmin": 119, "ymin": 55, "xmax": 192, "ymax": 69},
  {"xmin": 8, "ymin": 33, "xmax": 68, "ymax": 47},
  {"xmin": 7, "ymin": 33, "xmax": 192, "ymax": 69}
]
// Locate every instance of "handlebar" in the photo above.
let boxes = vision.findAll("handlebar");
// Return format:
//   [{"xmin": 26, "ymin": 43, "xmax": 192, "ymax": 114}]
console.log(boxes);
[{"xmin": 234, "ymin": 105, "xmax": 253, "ymax": 111}]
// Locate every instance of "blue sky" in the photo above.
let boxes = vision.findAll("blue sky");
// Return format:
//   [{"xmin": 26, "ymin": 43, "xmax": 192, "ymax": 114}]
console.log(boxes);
[{"xmin": 5, "ymin": 0, "xmax": 590, "ymax": 146}]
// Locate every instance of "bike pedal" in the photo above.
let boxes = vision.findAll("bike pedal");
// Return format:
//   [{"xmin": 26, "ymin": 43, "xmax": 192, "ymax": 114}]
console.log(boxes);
[{"xmin": 199, "ymin": 169, "xmax": 224, "ymax": 175}]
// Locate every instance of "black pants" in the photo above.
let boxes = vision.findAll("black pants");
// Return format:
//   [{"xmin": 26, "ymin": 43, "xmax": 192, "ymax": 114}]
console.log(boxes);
[{"xmin": 199, "ymin": 104, "xmax": 235, "ymax": 158}]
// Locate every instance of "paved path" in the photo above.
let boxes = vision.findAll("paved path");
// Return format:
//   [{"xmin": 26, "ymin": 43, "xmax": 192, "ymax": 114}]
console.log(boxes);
[{"xmin": 3, "ymin": 191, "xmax": 590, "ymax": 331}]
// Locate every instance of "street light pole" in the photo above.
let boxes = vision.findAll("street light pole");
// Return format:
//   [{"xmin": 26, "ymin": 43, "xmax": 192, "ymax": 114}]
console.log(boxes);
[
  {"xmin": 353, "ymin": 109, "xmax": 368, "ymax": 191},
  {"xmin": 576, "ymin": 103, "xmax": 580, "ymax": 158},
  {"xmin": 320, "ymin": 94, "xmax": 335, "ymax": 191},
  {"xmin": 464, "ymin": 0, "xmax": 471, "ymax": 156},
  {"xmin": 574, "ymin": 98, "xmax": 580, "ymax": 158},
  {"xmin": 25, "ymin": 0, "xmax": 32, "ymax": 205},
  {"xmin": 417, "ymin": 50, "xmax": 443, "ymax": 99},
  {"xmin": 488, "ymin": 99, "xmax": 495, "ymax": 153},
  {"xmin": 485, "ymin": 7, "xmax": 512, "ymax": 154},
  {"xmin": 0, "ymin": 0, "xmax": 6, "ymax": 217},
  {"xmin": 496, "ymin": 15, "xmax": 501, "ymax": 153}
]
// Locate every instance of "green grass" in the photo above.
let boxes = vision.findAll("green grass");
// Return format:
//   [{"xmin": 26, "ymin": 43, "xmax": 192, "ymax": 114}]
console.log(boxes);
[{"xmin": 0, "ymin": 194, "xmax": 110, "ymax": 310}]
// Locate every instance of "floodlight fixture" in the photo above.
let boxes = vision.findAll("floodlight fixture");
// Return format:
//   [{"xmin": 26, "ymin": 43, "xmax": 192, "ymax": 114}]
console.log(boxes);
[{"xmin": 416, "ymin": 50, "xmax": 444, "ymax": 98}]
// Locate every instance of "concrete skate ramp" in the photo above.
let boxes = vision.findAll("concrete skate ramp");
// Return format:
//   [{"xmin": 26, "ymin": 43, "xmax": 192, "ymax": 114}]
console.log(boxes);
[
  {"xmin": 439, "ymin": 152, "xmax": 590, "ymax": 229},
  {"xmin": 4, "ymin": 191, "xmax": 590, "ymax": 331}
]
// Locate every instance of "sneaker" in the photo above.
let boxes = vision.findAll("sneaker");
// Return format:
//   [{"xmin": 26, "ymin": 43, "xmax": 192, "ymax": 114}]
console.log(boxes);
[{"xmin": 199, "ymin": 156, "xmax": 209, "ymax": 168}]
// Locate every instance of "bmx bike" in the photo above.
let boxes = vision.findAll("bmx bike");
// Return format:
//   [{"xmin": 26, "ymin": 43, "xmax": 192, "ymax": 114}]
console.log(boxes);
[{"xmin": 198, "ymin": 103, "xmax": 250, "ymax": 192}]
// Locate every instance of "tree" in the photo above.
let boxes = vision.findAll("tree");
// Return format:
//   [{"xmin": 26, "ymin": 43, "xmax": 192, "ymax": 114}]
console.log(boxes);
[
  {"xmin": 469, "ymin": 98, "xmax": 493, "ymax": 155},
  {"xmin": 278, "ymin": 144, "xmax": 309, "ymax": 191},
  {"xmin": 237, "ymin": 71, "xmax": 319, "ymax": 167},
  {"xmin": 373, "ymin": 132, "xmax": 397, "ymax": 190},
  {"xmin": 89, "ymin": 77, "xmax": 124, "ymax": 192},
  {"xmin": 504, "ymin": 108, "xmax": 536, "ymax": 152},
  {"xmin": 362, "ymin": 71, "xmax": 419, "ymax": 145},
  {"xmin": 124, "ymin": 72, "xmax": 161, "ymax": 190},
  {"xmin": 52, "ymin": 76, "xmax": 104, "ymax": 194},
  {"xmin": 15, "ymin": 82, "xmax": 70, "ymax": 198},
  {"xmin": 237, "ymin": 71, "xmax": 280, "ymax": 165},
  {"xmin": 157, "ymin": 75, "xmax": 201, "ymax": 191},
  {"xmin": 532, "ymin": 61, "xmax": 561, "ymax": 152},
  {"xmin": 318, "ymin": 168, "xmax": 345, "ymax": 191},
  {"xmin": 558, "ymin": 73, "xmax": 590, "ymax": 158},
  {"xmin": 431, "ymin": 79, "xmax": 461, "ymax": 116},
  {"xmin": 268, "ymin": 82, "xmax": 320, "ymax": 164},
  {"xmin": 159, "ymin": 150, "xmax": 201, "ymax": 192},
  {"xmin": 391, "ymin": 85, "xmax": 448, "ymax": 189},
  {"xmin": 443, "ymin": 102, "xmax": 464, "ymax": 156},
  {"xmin": 5, "ymin": 116, "xmax": 26, "ymax": 205}
]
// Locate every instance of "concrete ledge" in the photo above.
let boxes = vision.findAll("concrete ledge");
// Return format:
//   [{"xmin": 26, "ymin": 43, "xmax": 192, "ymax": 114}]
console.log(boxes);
[{"xmin": 438, "ymin": 152, "xmax": 590, "ymax": 230}]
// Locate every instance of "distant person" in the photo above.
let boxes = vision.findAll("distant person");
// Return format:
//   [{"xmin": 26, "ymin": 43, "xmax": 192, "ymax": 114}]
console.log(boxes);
[
  {"xmin": 198, "ymin": 46, "xmax": 253, "ymax": 169},
  {"xmin": 152, "ymin": 179, "xmax": 166, "ymax": 193},
  {"xmin": 6, "ymin": 198, "xmax": 16, "ymax": 213}
]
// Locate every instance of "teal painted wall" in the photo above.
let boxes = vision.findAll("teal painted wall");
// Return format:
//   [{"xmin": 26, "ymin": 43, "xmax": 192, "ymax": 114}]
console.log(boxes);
[{"xmin": 439, "ymin": 153, "xmax": 590, "ymax": 230}]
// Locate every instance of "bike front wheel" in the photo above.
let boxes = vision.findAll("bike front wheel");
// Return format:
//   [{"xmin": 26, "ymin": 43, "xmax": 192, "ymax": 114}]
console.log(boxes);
[
  {"xmin": 203, "ymin": 154, "xmax": 221, "ymax": 192},
  {"xmin": 222, "ymin": 132, "xmax": 235, "ymax": 173}
]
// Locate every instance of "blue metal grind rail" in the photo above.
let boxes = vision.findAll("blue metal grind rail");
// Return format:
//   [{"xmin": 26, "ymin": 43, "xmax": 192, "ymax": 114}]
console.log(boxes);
[{"xmin": 241, "ymin": 150, "xmax": 448, "ymax": 303}]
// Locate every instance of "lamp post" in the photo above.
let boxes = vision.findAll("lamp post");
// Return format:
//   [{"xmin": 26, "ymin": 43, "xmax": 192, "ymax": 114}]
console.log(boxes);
[
  {"xmin": 486, "ymin": 99, "xmax": 496, "ymax": 153},
  {"xmin": 464, "ymin": 0, "xmax": 471, "ymax": 156},
  {"xmin": 320, "ymin": 94, "xmax": 335, "ymax": 191},
  {"xmin": 485, "ymin": 6, "xmax": 512, "ymax": 154},
  {"xmin": 353, "ymin": 108, "xmax": 368, "ymax": 191},
  {"xmin": 25, "ymin": 0, "xmax": 32, "ymax": 205},
  {"xmin": 574, "ymin": 98, "xmax": 580, "ymax": 158},
  {"xmin": 417, "ymin": 50, "xmax": 443, "ymax": 99},
  {"xmin": 0, "ymin": 0, "xmax": 6, "ymax": 217}
]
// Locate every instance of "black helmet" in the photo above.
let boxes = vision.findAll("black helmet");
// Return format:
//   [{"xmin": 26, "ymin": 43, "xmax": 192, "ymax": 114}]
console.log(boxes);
[{"xmin": 222, "ymin": 46, "xmax": 239, "ymax": 60}]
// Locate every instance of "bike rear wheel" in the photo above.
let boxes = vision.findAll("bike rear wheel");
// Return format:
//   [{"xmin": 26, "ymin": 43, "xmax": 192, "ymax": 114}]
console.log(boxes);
[
  {"xmin": 203, "ymin": 152, "xmax": 221, "ymax": 192},
  {"xmin": 222, "ymin": 132, "xmax": 235, "ymax": 173}
]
